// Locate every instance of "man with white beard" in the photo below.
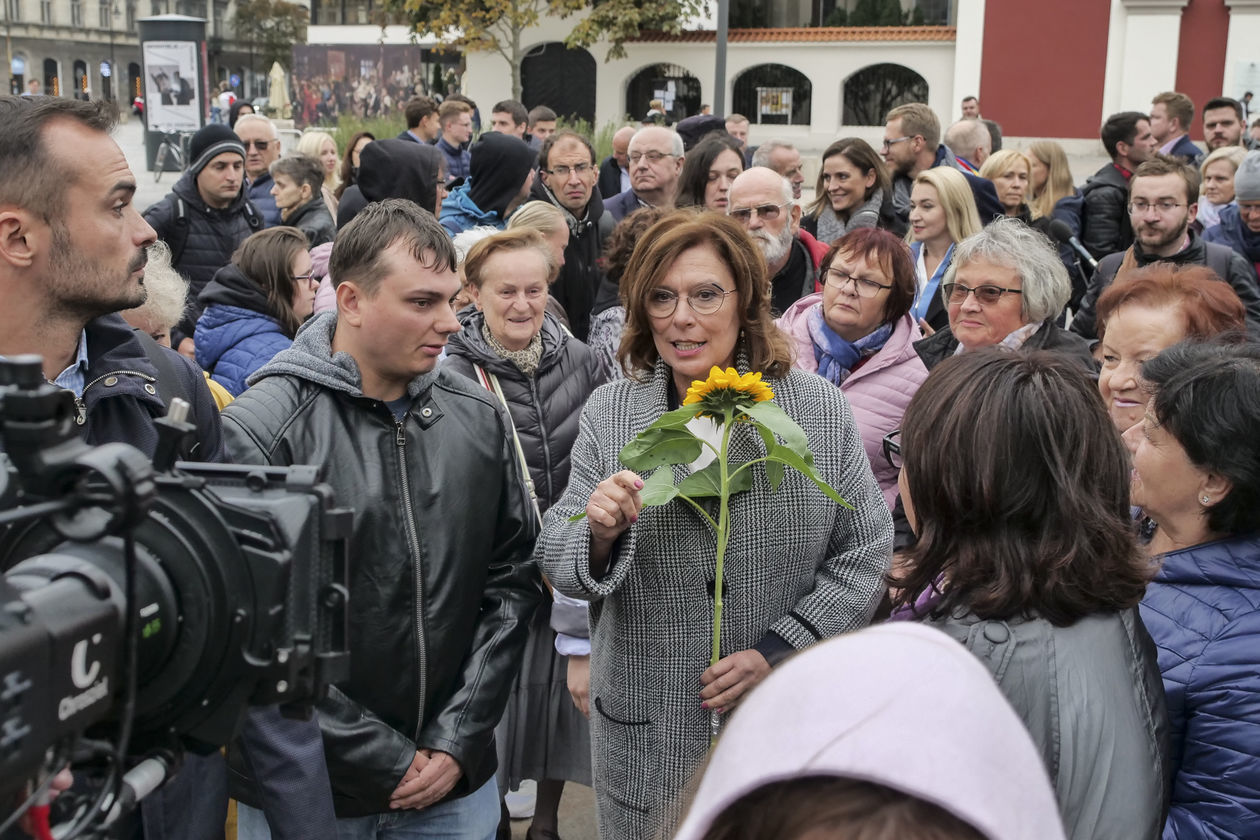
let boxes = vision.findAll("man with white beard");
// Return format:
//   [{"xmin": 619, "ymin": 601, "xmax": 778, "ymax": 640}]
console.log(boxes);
[{"xmin": 728, "ymin": 166, "xmax": 819, "ymax": 315}]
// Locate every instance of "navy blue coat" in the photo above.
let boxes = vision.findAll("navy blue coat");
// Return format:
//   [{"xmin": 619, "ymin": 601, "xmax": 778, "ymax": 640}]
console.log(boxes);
[{"xmin": 1139, "ymin": 532, "xmax": 1260, "ymax": 838}]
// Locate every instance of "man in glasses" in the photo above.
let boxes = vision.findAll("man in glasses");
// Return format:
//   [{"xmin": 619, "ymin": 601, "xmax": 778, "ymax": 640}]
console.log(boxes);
[
  {"xmin": 235, "ymin": 113, "xmax": 283, "ymax": 226},
  {"xmin": 604, "ymin": 125, "xmax": 685, "ymax": 223},
  {"xmin": 882, "ymin": 102, "xmax": 1002, "ymax": 229},
  {"xmin": 728, "ymin": 166, "xmax": 818, "ymax": 315},
  {"xmin": 1072, "ymin": 155, "xmax": 1260, "ymax": 339},
  {"xmin": 144, "ymin": 123, "xmax": 262, "ymax": 356},
  {"xmin": 530, "ymin": 129, "xmax": 605, "ymax": 339}
]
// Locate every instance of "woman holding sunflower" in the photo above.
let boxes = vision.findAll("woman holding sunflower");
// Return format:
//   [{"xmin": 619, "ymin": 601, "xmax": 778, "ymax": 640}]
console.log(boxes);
[{"xmin": 537, "ymin": 211, "xmax": 893, "ymax": 840}]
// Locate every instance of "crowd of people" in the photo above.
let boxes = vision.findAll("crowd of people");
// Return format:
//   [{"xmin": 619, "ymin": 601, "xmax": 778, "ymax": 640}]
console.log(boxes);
[{"xmin": 2, "ymin": 82, "xmax": 1260, "ymax": 840}]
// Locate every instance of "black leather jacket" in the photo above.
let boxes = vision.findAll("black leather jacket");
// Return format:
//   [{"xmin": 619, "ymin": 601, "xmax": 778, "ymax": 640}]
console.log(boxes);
[{"xmin": 221, "ymin": 312, "xmax": 543, "ymax": 816}]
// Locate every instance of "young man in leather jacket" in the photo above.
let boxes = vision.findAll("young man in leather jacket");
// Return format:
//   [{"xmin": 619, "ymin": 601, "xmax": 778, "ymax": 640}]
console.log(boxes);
[{"xmin": 223, "ymin": 199, "xmax": 543, "ymax": 838}]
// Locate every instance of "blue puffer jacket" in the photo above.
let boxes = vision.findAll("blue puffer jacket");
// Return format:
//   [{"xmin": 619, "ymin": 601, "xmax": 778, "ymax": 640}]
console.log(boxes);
[
  {"xmin": 194, "ymin": 264, "xmax": 293, "ymax": 396},
  {"xmin": 439, "ymin": 183, "xmax": 503, "ymax": 237},
  {"xmin": 1139, "ymin": 532, "xmax": 1260, "ymax": 838}
]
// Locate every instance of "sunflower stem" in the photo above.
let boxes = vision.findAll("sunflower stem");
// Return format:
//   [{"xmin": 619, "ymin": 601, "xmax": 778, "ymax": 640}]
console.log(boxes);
[{"xmin": 710, "ymin": 408, "xmax": 734, "ymax": 747}]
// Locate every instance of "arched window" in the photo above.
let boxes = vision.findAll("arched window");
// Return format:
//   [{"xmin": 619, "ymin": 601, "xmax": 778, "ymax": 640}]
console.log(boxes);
[
  {"xmin": 732, "ymin": 64, "xmax": 812, "ymax": 125},
  {"xmin": 44, "ymin": 58, "xmax": 60, "ymax": 96},
  {"xmin": 625, "ymin": 63, "xmax": 701, "ymax": 123},
  {"xmin": 843, "ymin": 63, "xmax": 928, "ymax": 126},
  {"xmin": 73, "ymin": 59, "xmax": 89, "ymax": 100},
  {"xmin": 521, "ymin": 42, "xmax": 596, "ymax": 124}
]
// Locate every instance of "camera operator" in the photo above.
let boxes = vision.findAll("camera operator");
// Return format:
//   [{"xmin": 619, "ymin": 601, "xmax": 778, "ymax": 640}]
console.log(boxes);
[
  {"xmin": 0, "ymin": 95, "xmax": 335, "ymax": 840},
  {"xmin": 221, "ymin": 199, "xmax": 543, "ymax": 837}
]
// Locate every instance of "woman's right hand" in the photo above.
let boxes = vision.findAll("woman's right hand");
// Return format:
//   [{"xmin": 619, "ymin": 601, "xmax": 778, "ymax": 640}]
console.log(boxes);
[{"xmin": 586, "ymin": 470, "xmax": 644, "ymax": 548}]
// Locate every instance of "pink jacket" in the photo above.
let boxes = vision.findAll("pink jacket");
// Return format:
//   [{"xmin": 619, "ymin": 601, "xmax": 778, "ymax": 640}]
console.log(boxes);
[{"xmin": 777, "ymin": 295, "xmax": 928, "ymax": 508}]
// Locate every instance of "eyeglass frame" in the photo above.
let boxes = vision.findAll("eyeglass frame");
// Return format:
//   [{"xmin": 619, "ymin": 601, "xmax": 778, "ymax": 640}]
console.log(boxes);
[
  {"xmin": 293, "ymin": 271, "xmax": 320, "ymax": 290},
  {"xmin": 727, "ymin": 201, "xmax": 792, "ymax": 223},
  {"xmin": 242, "ymin": 139, "xmax": 271, "ymax": 151},
  {"xmin": 544, "ymin": 162, "xmax": 593, "ymax": 178},
  {"xmin": 1127, "ymin": 200, "xmax": 1187, "ymax": 215},
  {"xmin": 881, "ymin": 136, "xmax": 914, "ymax": 151},
  {"xmin": 941, "ymin": 282, "xmax": 1023, "ymax": 306},
  {"xmin": 644, "ymin": 285, "xmax": 737, "ymax": 318},
  {"xmin": 881, "ymin": 429, "xmax": 902, "ymax": 471},
  {"xmin": 628, "ymin": 150, "xmax": 676, "ymax": 165},
  {"xmin": 823, "ymin": 267, "xmax": 894, "ymax": 298}
]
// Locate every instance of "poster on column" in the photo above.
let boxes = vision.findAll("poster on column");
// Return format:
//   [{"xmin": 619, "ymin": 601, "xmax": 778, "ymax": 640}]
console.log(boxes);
[{"xmin": 143, "ymin": 41, "xmax": 199, "ymax": 131}]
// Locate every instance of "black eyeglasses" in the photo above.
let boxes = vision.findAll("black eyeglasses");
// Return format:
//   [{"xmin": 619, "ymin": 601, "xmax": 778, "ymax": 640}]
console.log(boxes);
[
  {"xmin": 728, "ymin": 201, "xmax": 790, "ymax": 223},
  {"xmin": 882, "ymin": 429, "xmax": 902, "ymax": 470},
  {"xmin": 645, "ymin": 285, "xmax": 736, "ymax": 318},
  {"xmin": 294, "ymin": 272, "xmax": 319, "ymax": 289},
  {"xmin": 628, "ymin": 150, "xmax": 675, "ymax": 165},
  {"xmin": 243, "ymin": 140, "xmax": 271, "ymax": 151},
  {"xmin": 941, "ymin": 282, "xmax": 1023, "ymax": 306},
  {"xmin": 545, "ymin": 162, "xmax": 592, "ymax": 178},
  {"xmin": 824, "ymin": 268, "xmax": 893, "ymax": 298}
]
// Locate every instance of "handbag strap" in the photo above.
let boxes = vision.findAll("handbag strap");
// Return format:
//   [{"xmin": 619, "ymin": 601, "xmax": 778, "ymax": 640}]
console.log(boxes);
[{"xmin": 473, "ymin": 364, "xmax": 543, "ymax": 528}]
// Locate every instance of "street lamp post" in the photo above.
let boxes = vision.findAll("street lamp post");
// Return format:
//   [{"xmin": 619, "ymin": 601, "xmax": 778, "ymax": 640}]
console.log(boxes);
[{"xmin": 108, "ymin": 0, "xmax": 116, "ymax": 101}]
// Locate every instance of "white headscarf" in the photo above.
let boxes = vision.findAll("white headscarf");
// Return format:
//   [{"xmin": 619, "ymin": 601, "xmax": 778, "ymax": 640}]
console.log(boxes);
[{"xmin": 673, "ymin": 623, "xmax": 1066, "ymax": 840}]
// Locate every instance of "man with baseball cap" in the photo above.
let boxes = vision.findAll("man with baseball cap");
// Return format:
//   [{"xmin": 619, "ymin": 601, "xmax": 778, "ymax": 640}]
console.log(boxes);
[{"xmin": 144, "ymin": 123, "xmax": 262, "ymax": 355}]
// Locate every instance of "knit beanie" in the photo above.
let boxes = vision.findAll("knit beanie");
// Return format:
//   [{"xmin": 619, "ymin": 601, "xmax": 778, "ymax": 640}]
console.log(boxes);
[
  {"xmin": 187, "ymin": 124, "xmax": 245, "ymax": 178},
  {"xmin": 1234, "ymin": 150, "xmax": 1260, "ymax": 202}
]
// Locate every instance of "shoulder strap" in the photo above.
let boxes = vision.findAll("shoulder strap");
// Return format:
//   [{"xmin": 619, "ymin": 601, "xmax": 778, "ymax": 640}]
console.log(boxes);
[
  {"xmin": 169, "ymin": 197, "xmax": 190, "ymax": 266},
  {"xmin": 472, "ymin": 363, "xmax": 543, "ymax": 528}
]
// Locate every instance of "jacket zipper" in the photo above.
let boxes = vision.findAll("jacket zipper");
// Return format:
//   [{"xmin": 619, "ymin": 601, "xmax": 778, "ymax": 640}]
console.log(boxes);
[
  {"xmin": 528, "ymin": 378, "xmax": 554, "ymax": 505},
  {"xmin": 395, "ymin": 417, "xmax": 428, "ymax": 741},
  {"xmin": 74, "ymin": 369, "xmax": 158, "ymax": 425}
]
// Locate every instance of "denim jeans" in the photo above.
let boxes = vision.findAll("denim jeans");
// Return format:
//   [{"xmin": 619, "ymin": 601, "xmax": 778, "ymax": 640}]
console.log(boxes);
[{"xmin": 238, "ymin": 775, "xmax": 499, "ymax": 840}]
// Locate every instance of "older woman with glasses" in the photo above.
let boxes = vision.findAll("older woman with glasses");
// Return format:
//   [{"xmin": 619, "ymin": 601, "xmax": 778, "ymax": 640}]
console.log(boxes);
[
  {"xmin": 778, "ymin": 228, "xmax": 928, "ymax": 508},
  {"xmin": 194, "ymin": 227, "xmax": 319, "ymax": 395},
  {"xmin": 913, "ymin": 218, "xmax": 1094, "ymax": 371},
  {"xmin": 538, "ymin": 211, "xmax": 893, "ymax": 840}
]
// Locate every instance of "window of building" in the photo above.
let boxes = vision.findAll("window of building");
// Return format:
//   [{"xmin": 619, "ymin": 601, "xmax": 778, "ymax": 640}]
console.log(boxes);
[
  {"xmin": 843, "ymin": 63, "xmax": 929, "ymax": 125},
  {"xmin": 40, "ymin": 0, "xmax": 51, "ymax": 21},
  {"xmin": 6, "ymin": 0, "xmax": 21, "ymax": 21},
  {"xmin": 212, "ymin": 0, "xmax": 223, "ymax": 34},
  {"xmin": 71, "ymin": 1, "xmax": 84, "ymax": 27},
  {"xmin": 732, "ymin": 64, "xmax": 813, "ymax": 125},
  {"xmin": 126, "ymin": 1, "xmax": 135, "ymax": 29},
  {"xmin": 99, "ymin": 0, "xmax": 111, "ymax": 28}
]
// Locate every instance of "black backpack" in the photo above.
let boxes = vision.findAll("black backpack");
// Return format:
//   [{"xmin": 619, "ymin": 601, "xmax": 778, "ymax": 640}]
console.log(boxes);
[{"xmin": 167, "ymin": 195, "xmax": 263, "ymax": 267}]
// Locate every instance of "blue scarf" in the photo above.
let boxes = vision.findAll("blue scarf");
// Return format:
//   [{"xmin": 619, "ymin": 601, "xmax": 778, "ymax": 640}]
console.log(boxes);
[
  {"xmin": 909, "ymin": 241, "xmax": 954, "ymax": 323},
  {"xmin": 807, "ymin": 306, "xmax": 894, "ymax": 385}
]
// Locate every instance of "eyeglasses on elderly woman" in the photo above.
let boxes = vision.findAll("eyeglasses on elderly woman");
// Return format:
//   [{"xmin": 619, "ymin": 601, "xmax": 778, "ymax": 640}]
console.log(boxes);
[
  {"xmin": 941, "ymin": 282, "xmax": 1023, "ymax": 306},
  {"xmin": 646, "ymin": 284, "xmax": 737, "ymax": 319}
]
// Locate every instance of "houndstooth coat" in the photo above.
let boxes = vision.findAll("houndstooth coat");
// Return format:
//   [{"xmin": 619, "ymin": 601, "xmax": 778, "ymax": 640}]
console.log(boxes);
[{"xmin": 538, "ymin": 361, "xmax": 894, "ymax": 840}]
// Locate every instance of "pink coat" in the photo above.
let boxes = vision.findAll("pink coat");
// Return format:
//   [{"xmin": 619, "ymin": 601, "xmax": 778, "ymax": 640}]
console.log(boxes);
[{"xmin": 777, "ymin": 295, "xmax": 928, "ymax": 508}]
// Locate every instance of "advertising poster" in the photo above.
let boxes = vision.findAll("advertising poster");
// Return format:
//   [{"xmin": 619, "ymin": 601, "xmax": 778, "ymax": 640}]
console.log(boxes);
[{"xmin": 143, "ymin": 41, "xmax": 199, "ymax": 131}]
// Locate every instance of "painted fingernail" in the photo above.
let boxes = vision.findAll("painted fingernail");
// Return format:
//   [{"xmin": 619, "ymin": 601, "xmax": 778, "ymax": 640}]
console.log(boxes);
[
  {"xmin": 630, "ymin": 514, "xmax": 639, "ymax": 523},
  {"xmin": 634, "ymin": 479, "xmax": 644, "ymax": 489},
  {"xmin": 700, "ymin": 702, "xmax": 709, "ymax": 710}
]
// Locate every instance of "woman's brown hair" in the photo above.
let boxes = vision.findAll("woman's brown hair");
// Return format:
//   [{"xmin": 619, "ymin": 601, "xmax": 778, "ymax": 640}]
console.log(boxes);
[
  {"xmin": 1096, "ymin": 263, "xmax": 1246, "ymax": 342},
  {"xmin": 890, "ymin": 349, "xmax": 1151, "ymax": 625},
  {"xmin": 231, "ymin": 226, "xmax": 311, "ymax": 338},
  {"xmin": 819, "ymin": 228, "xmax": 916, "ymax": 326},
  {"xmin": 617, "ymin": 210, "xmax": 793, "ymax": 380},
  {"xmin": 701, "ymin": 776, "xmax": 986, "ymax": 840}
]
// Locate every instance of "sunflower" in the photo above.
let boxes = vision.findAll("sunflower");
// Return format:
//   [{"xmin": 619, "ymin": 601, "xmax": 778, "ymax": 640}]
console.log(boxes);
[{"xmin": 682, "ymin": 366, "xmax": 775, "ymax": 419}]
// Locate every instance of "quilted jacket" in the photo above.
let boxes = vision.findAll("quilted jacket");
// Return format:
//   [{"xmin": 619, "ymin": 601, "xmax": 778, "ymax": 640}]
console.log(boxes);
[
  {"xmin": 1139, "ymin": 532, "xmax": 1260, "ymax": 838},
  {"xmin": 194, "ymin": 264, "xmax": 293, "ymax": 396},
  {"xmin": 776, "ymin": 301, "xmax": 927, "ymax": 508}
]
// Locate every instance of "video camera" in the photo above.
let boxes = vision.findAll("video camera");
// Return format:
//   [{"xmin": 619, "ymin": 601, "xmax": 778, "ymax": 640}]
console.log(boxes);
[{"xmin": 0, "ymin": 355, "xmax": 350, "ymax": 835}]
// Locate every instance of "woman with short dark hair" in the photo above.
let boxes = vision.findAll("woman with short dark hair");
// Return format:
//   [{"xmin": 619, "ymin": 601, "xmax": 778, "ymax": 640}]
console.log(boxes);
[
  {"xmin": 893, "ymin": 349, "xmax": 1168, "ymax": 840},
  {"xmin": 1127, "ymin": 341, "xmax": 1260, "ymax": 838},
  {"xmin": 777, "ymin": 228, "xmax": 928, "ymax": 507},
  {"xmin": 675, "ymin": 133, "xmax": 745, "ymax": 213}
]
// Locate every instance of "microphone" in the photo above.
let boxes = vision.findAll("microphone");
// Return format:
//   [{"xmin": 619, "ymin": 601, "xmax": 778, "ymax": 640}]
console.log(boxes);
[{"xmin": 1047, "ymin": 218, "xmax": 1099, "ymax": 271}]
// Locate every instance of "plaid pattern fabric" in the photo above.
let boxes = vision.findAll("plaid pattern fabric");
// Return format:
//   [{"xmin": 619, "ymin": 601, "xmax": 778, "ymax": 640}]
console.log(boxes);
[{"xmin": 539, "ymin": 361, "xmax": 893, "ymax": 839}]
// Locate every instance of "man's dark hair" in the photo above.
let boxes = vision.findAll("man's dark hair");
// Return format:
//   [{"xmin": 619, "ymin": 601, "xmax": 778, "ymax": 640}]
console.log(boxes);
[
  {"xmin": 0, "ymin": 94, "xmax": 116, "ymax": 221},
  {"xmin": 528, "ymin": 105, "xmax": 557, "ymax": 127},
  {"xmin": 492, "ymin": 99, "xmax": 528, "ymax": 128},
  {"xmin": 329, "ymin": 198, "xmax": 456, "ymax": 297},
  {"xmin": 890, "ymin": 349, "xmax": 1151, "ymax": 626},
  {"xmin": 270, "ymin": 154, "xmax": 325, "ymax": 195},
  {"xmin": 1131, "ymin": 154, "xmax": 1199, "ymax": 203},
  {"xmin": 1204, "ymin": 96, "xmax": 1244, "ymax": 121},
  {"xmin": 1100, "ymin": 111, "xmax": 1149, "ymax": 159},
  {"xmin": 404, "ymin": 95, "xmax": 437, "ymax": 129},
  {"xmin": 1143, "ymin": 340, "xmax": 1260, "ymax": 536},
  {"xmin": 540, "ymin": 129, "xmax": 595, "ymax": 170}
]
